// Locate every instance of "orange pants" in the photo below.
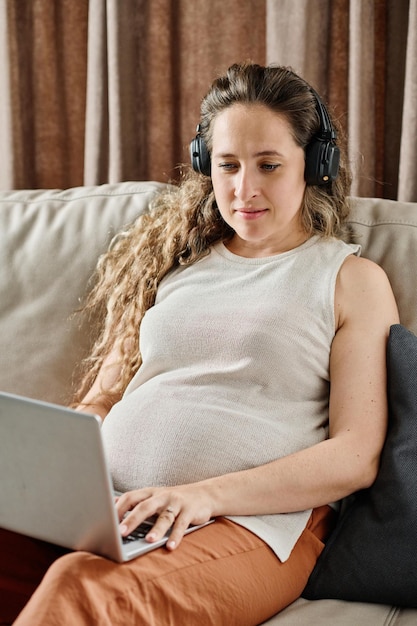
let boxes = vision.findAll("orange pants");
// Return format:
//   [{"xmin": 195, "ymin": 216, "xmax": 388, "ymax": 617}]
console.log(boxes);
[{"xmin": 1, "ymin": 506, "xmax": 335, "ymax": 626}]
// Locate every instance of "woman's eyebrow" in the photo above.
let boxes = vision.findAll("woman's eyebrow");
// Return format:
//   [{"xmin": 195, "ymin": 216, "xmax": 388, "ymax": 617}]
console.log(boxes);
[{"xmin": 213, "ymin": 150, "xmax": 285, "ymax": 158}]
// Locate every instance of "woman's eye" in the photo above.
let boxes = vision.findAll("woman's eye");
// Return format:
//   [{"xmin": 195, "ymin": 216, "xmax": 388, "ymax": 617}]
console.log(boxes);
[
  {"xmin": 218, "ymin": 163, "xmax": 238, "ymax": 171},
  {"xmin": 261, "ymin": 163, "xmax": 279, "ymax": 171}
]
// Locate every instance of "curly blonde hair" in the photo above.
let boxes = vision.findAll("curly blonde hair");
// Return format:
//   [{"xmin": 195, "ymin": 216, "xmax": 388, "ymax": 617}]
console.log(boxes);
[{"xmin": 72, "ymin": 62, "xmax": 352, "ymax": 408}]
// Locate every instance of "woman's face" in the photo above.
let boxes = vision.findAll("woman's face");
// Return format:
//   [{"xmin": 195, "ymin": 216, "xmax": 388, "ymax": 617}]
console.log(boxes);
[{"xmin": 210, "ymin": 103, "xmax": 307, "ymax": 257}]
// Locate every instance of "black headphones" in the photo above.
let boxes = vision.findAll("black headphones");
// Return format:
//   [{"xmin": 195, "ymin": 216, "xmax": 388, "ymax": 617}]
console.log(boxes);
[
  {"xmin": 190, "ymin": 88, "xmax": 340, "ymax": 186},
  {"xmin": 190, "ymin": 125, "xmax": 212, "ymax": 177}
]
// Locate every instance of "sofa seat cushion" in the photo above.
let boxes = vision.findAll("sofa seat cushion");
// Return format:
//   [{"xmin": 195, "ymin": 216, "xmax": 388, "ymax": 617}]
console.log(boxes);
[{"xmin": 261, "ymin": 598, "xmax": 417, "ymax": 624}]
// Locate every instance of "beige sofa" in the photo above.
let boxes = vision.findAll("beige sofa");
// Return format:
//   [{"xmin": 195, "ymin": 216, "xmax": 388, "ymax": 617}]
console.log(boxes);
[{"xmin": 1, "ymin": 181, "xmax": 417, "ymax": 625}]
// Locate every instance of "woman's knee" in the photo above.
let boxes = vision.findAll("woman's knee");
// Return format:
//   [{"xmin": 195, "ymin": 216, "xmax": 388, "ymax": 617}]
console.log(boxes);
[{"xmin": 41, "ymin": 551, "xmax": 101, "ymax": 591}]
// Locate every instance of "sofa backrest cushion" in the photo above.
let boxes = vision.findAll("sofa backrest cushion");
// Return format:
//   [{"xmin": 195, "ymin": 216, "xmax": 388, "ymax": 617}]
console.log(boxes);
[
  {"xmin": 348, "ymin": 196, "xmax": 417, "ymax": 335},
  {"xmin": 0, "ymin": 186, "xmax": 416, "ymax": 406},
  {"xmin": 0, "ymin": 182, "xmax": 167, "ymax": 404}
]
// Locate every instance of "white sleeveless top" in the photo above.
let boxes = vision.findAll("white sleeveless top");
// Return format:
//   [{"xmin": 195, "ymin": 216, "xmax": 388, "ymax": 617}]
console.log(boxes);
[{"xmin": 101, "ymin": 236, "xmax": 360, "ymax": 561}]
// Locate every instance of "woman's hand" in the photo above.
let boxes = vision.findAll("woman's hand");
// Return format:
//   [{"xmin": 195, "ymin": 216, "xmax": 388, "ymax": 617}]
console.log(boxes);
[{"xmin": 115, "ymin": 484, "xmax": 214, "ymax": 550}]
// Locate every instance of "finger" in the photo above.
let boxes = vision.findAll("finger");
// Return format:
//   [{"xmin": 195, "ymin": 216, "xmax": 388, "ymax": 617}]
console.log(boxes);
[
  {"xmin": 165, "ymin": 517, "xmax": 191, "ymax": 550},
  {"xmin": 115, "ymin": 489, "xmax": 151, "ymax": 520},
  {"xmin": 117, "ymin": 493, "xmax": 157, "ymax": 535},
  {"xmin": 145, "ymin": 507, "xmax": 178, "ymax": 543},
  {"xmin": 119, "ymin": 508, "xmax": 154, "ymax": 537}
]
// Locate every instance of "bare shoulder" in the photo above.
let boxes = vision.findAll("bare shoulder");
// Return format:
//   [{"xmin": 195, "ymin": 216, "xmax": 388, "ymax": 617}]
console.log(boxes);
[
  {"xmin": 335, "ymin": 254, "xmax": 399, "ymax": 330},
  {"xmin": 339, "ymin": 254, "xmax": 391, "ymax": 286}
]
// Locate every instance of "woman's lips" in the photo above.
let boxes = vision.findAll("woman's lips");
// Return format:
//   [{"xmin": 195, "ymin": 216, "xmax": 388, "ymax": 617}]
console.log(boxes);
[{"xmin": 234, "ymin": 207, "xmax": 268, "ymax": 220}]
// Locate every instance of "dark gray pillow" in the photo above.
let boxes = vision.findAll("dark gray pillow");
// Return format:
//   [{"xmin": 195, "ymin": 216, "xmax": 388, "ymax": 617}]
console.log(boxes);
[{"xmin": 303, "ymin": 324, "xmax": 417, "ymax": 607}]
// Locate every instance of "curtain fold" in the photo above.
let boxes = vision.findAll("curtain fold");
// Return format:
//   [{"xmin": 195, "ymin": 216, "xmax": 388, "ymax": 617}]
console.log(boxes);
[
  {"xmin": 348, "ymin": 0, "xmax": 378, "ymax": 197},
  {"xmin": 0, "ymin": 0, "xmax": 13, "ymax": 185},
  {"xmin": 84, "ymin": 0, "xmax": 109, "ymax": 185},
  {"xmin": 267, "ymin": 0, "xmax": 332, "ymax": 96},
  {"xmin": 84, "ymin": 0, "xmax": 152, "ymax": 184},
  {"xmin": 384, "ymin": 0, "xmax": 409, "ymax": 200},
  {"xmin": 0, "ymin": 0, "xmax": 415, "ymax": 201},
  {"xmin": 398, "ymin": 0, "xmax": 417, "ymax": 201}
]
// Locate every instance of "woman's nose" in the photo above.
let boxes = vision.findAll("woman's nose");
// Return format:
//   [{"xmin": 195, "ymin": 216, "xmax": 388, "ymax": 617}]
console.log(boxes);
[{"xmin": 234, "ymin": 169, "xmax": 260, "ymax": 202}]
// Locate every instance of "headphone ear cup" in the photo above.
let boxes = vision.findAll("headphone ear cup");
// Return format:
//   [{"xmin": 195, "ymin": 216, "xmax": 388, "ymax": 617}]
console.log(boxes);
[
  {"xmin": 190, "ymin": 134, "xmax": 211, "ymax": 176},
  {"xmin": 305, "ymin": 140, "xmax": 340, "ymax": 186}
]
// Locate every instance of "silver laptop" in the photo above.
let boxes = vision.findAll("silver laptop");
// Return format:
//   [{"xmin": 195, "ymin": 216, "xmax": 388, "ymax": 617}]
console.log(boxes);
[{"xmin": 0, "ymin": 391, "xmax": 213, "ymax": 562}]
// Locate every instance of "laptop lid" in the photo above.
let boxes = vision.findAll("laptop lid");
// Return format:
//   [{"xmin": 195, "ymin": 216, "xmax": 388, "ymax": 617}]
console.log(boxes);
[{"xmin": 0, "ymin": 391, "xmax": 133, "ymax": 561}]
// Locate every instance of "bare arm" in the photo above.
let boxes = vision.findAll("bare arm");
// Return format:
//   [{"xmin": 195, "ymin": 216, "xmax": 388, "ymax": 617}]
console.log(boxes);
[
  {"xmin": 74, "ymin": 346, "xmax": 124, "ymax": 420},
  {"xmin": 116, "ymin": 256, "xmax": 399, "ymax": 547},
  {"xmin": 202, "ymin": 256, "xmax": 400, "ymax": 514}
]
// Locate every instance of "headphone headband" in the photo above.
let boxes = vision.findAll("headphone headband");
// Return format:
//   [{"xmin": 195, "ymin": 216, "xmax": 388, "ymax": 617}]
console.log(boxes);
[{"xmin": 309, "ymin": 87, "xmax": 337, "ymax": 142}]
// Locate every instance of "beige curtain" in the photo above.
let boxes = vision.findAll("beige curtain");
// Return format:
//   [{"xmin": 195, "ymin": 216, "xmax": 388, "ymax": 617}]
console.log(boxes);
[
  {"xmin": 267, "ymin": 0, "xmax": 417, "ymax": 201},
  {"xmin": 0, "ymin": 0, "xmax": 415, "ymax": 201}
]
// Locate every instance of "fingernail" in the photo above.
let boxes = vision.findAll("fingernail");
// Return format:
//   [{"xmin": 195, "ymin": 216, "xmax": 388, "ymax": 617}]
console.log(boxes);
[
  {"xmin": 167, "ymin": 540, "xmax": 176, "ymax": 550},
  {"xmin": 146, "ymin": 532, "xmax": 156, "ymax": 542},
  {"xmin": 119, "ymin": 524, "xmax": 128, "ymax": 535}
]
